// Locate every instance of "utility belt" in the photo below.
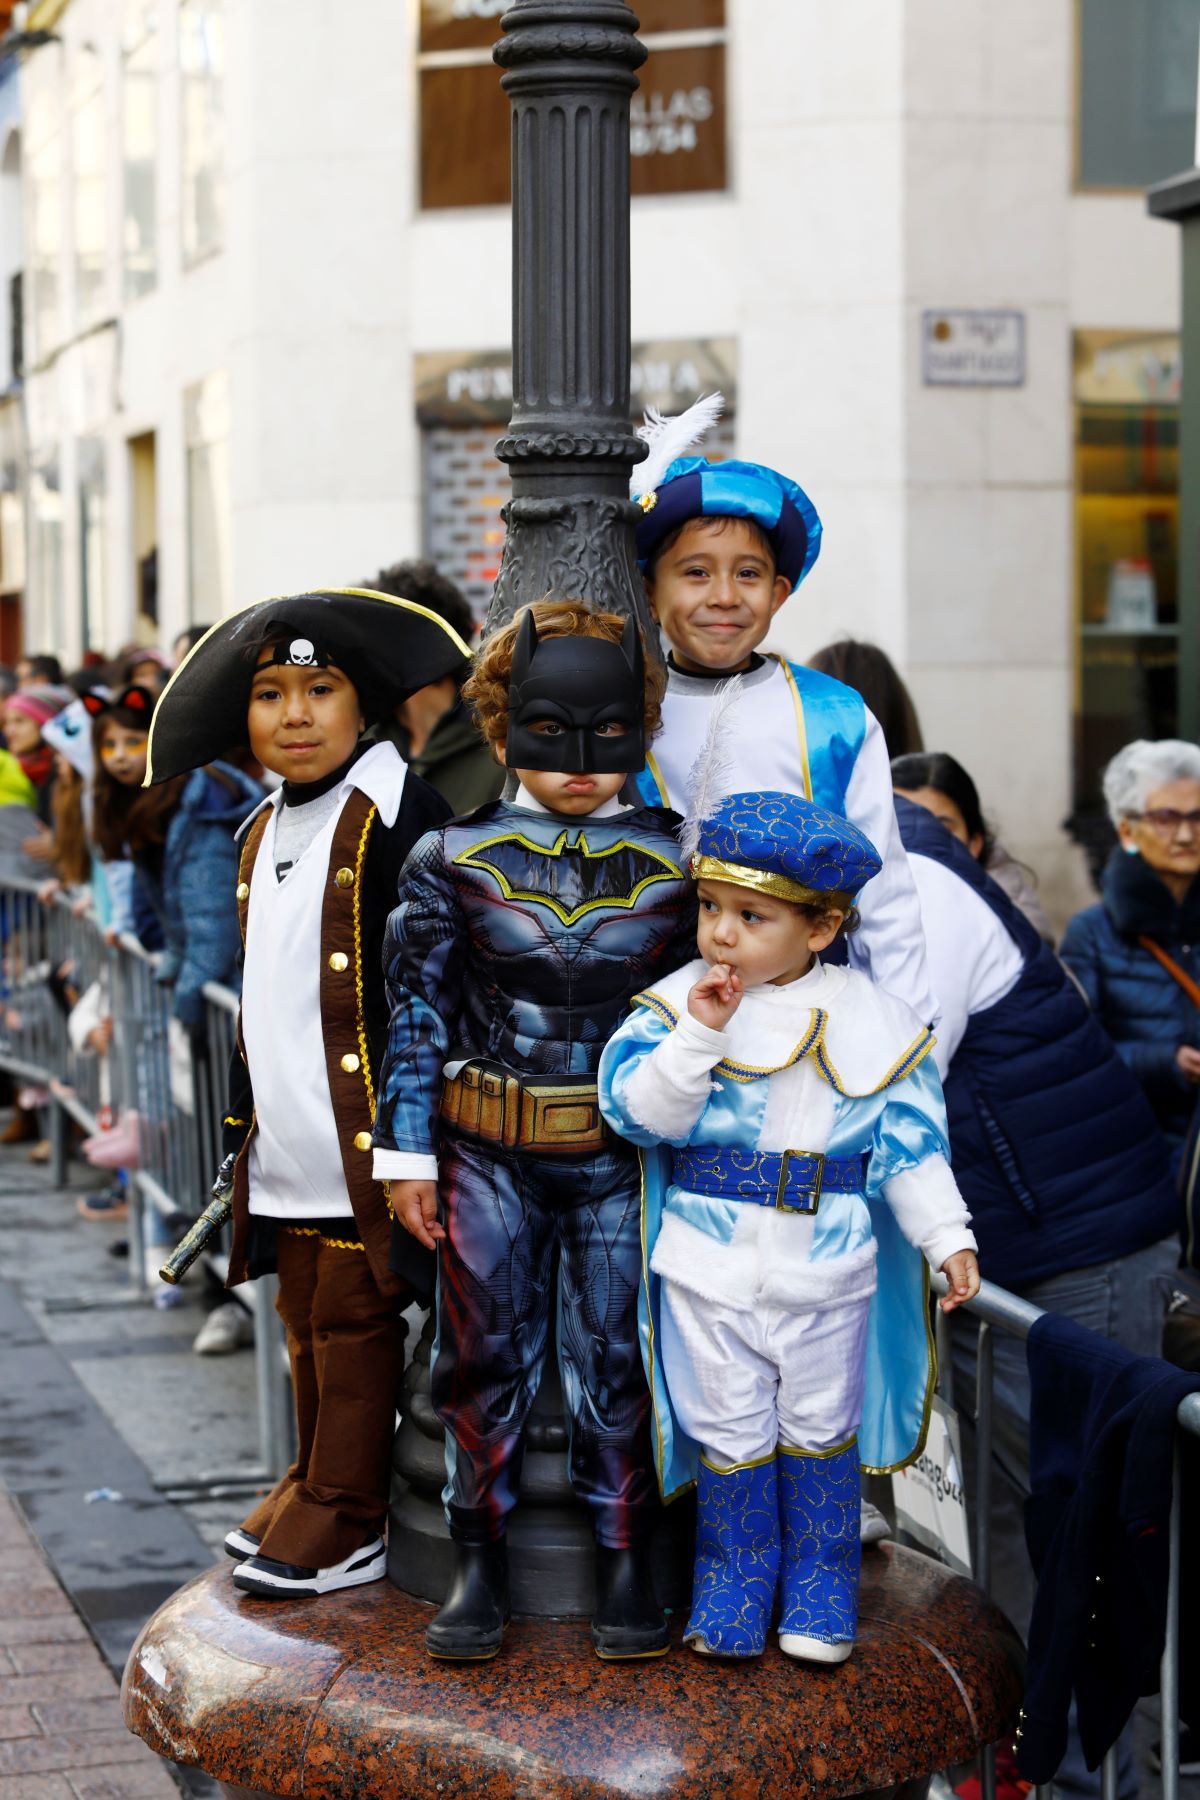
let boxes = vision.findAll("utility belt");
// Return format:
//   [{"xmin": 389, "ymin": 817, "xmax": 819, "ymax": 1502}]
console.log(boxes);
[
  {"xmin": 440, "ymin": 1059, "xmax": 610, "ymax": 1157},
  {"xmin": 670, "ymin": 1146, "xmax": 869, "ymax": 1215}
]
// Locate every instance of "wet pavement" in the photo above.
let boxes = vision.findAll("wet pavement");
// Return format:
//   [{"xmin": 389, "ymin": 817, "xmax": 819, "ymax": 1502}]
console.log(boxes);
[{"xmin": 0, "ymin": 1135, "xmax": 260, "ymax": 1796}]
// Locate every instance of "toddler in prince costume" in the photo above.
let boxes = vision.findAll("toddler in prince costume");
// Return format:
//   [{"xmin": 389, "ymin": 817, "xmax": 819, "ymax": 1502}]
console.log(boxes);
[{"xmin": 598, "ymin": 788, "xmax": 980, "ymax": 1663}]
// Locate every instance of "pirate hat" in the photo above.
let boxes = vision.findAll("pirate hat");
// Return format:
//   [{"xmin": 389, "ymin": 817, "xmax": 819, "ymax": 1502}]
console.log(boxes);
[{"xmin": 145, "ymin": 587, "xmax": 471, "ymax": 784}]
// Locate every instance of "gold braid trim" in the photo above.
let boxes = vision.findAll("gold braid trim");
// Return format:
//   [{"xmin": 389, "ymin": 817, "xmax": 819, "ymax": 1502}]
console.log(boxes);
[
  {"xmin": 280, "ymin": 1224, "xmax": 365, "ymax": 1253},
  {"xmin": 350, "ymin": 803, "xmax": 395, "ymax": 1221}
]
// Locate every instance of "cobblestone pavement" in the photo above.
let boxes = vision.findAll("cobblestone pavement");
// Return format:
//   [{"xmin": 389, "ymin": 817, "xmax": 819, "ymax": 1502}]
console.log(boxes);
[
  {"xmin": 0, "ymin": 1480, "xmax": 180, "ymax": 1800},
  {"xmin": 0, "ymin": 1133, "xmax": 256, "ymax": 1796}
]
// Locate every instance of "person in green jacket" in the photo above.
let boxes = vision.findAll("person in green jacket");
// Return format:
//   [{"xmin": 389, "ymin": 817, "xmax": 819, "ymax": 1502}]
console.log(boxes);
[{"xmin": 364, "ymin": 560, "xmax": 504, "ymax": 816}]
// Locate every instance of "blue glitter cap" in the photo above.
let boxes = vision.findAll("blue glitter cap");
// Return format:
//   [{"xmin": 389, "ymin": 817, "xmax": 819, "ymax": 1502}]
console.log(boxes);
[
  {"xmin": 635, "ymin": 457, "xmax": 823, "ymax": 593},
  {"xmin": 690, "ymin": 791, "xmax": 881, "ymax": 906}
]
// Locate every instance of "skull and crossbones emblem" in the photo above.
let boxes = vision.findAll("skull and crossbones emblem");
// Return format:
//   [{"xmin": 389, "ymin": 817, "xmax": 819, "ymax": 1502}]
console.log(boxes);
[{"xmin": 288, "ymin": 639, "xmax": 316, "ymax": 665}]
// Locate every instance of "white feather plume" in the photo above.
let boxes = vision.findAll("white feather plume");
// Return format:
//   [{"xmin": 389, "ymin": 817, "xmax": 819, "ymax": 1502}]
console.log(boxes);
[
  {"xmin": 632, "ymin": 392, "xmax": 725, "ymax": 500},
  {"xmin": 680, "ymin": 678, "xmax": 743, "ymax": 865}
]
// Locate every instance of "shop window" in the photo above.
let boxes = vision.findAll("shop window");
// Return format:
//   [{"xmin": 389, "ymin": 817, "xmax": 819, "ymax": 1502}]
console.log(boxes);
[
  {"xmin": 1073, "ymin": 330, "xmax": 1181, "ymax": 822},
  {"xmin": 26, "ymin": 133, "xmax": 61, "ymax": 364},
  {"xmin": 180, "ymin": 0, "xmax": 225, "ymax": 267},
  {"xmin": 418, "ymin": 337, "xmax": 737, "ymax": 619},
  {"xmin": 417, "ymin": 0, "xmax": 727, "ymax": 211},
  {"xmin": 29, "ymin": 453, "xmax": 63, "ymax": 655},
  {"xmin": 78, "ymin": 436, "xmax": 107, "ymax": 654},
  {"xmin": 123, "ymin": 2, "xmax": 158, "ymax": 301},
  {"xmin": 72, "ymin": 69, "xmax": 107, "ymax": 331},
  {"xmin": 185, "ymin": 371, "xmax": 231, "ymax": 624},
  {"xmin": 1077, "ymin": 0, "xmax": 1200, "ymax": 190}
]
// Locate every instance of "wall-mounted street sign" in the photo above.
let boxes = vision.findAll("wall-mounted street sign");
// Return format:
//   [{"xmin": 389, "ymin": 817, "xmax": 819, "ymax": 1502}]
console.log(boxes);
[{"xmin": 921, "ymin": 309, "xmax": 1026, "ymax": 388}]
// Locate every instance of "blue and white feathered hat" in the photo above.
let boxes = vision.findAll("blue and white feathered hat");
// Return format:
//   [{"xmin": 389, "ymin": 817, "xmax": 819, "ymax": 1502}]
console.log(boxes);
[{"xmin": 631, "ymin": 395, "xmax": 823, "ymax": 593}]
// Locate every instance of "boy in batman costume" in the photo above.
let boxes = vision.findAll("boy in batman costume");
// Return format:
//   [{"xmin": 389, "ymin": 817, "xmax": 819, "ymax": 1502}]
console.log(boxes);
[{"xmin": 373, "ymin": 601, "xmax": 696, "ymax": 1663}]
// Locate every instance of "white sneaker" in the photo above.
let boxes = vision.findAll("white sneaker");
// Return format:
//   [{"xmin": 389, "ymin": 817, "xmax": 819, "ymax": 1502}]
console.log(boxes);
[
  {"xmin": 778, "ymin": 1632, "xmax": 854, "ymax": 1664},
  {"xmin": 223, "ymin": 1527, "xmax": 261, "ymax": 1562},
  {"xmin": 860, "ymin": 1499, "xmax": 892, "ymax": 1545},
  {"xmin": 232, "ymin": 1536, "xmax": 387, "ymax": 1599},
  {"xmin": 194, "ymin": 1301, "xmax": 255, "ymax": 1356}
]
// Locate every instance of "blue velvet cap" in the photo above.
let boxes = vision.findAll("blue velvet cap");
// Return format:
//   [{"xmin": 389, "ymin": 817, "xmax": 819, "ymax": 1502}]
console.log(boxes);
[
  {"xmin": 635, "ymin": 457, "xmax": 823, "ymax": 593},
  {"xmin": 691, "ymin": 791, "xmax": 881, "ymax": 906}
]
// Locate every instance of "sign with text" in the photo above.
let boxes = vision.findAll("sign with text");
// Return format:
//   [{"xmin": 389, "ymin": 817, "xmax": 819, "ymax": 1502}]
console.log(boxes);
[
  {"xmin": 420, "ymin": 0, "xmax": 724, "ymax": 53},
  {"xmin": 420, "ymin": 43, "xmax": 727, "ymax": 208},
  {"xmin": 922, "ymin": 310, "xmax": 1026, "ymax": 388},
  {"xmin": 415, "ymin": 336, "xmax": 738, "ymax": 426},
  {"xmin": 890, "ymin": 1398, "xmax": 972, "ymax": 1577}
]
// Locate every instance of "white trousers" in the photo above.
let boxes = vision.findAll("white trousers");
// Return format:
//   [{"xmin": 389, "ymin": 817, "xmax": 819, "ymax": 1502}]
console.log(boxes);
[{"xmin": 660, "ymin": 1280, "xmax": 871, "ymax": 1468}]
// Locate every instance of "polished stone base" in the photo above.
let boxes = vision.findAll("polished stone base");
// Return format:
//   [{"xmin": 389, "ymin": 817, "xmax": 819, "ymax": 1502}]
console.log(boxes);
[{"xmin": 122, "ymin": 1546, "xmax": 1022, "ymax": 1798}]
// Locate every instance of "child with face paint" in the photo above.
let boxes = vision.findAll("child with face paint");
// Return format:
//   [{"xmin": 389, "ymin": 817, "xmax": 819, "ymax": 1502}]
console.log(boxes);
[
  {"xmin": 143, "ymin": 590, "xmax": 467, "ymax": 1600},
  {"xmin": 374, "ymin": 600, "xmax": 697, "ymax": 1664}
]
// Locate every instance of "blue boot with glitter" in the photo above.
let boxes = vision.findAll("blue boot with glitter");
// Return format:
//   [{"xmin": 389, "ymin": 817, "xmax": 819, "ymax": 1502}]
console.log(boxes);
[
  {"xmin": 683, "ymin": 1454, "xmax": 780, "ymax": 1659},
  {"xmin": 777, "ymin": 1440, "xmax": 862, "ymax": 1663}
]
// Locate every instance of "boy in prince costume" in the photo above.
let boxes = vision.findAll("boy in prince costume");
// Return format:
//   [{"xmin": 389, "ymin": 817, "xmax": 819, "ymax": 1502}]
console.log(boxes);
[
  {"xmin": 630, "ymin": 398, "xmax": 936, "ymax": 1029},
  {"xmin": 598, "ymin": 785, "xmax": 979, "ymax": 1663}
]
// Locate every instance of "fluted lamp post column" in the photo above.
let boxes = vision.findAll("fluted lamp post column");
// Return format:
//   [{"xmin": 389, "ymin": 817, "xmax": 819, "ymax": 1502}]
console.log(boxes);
[{"xmin": 484, "ymin": 0, "xmax": 651, "ymax": 641}]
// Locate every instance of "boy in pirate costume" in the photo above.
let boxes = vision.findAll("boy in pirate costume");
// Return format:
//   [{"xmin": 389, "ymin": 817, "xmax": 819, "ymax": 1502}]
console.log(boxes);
[
  {"xmin": 374, "ymin": 600, "xmax": 696, "ymax": 1663},
  {"xmin": 146, "ymin": 589, "xmax": 467, "ymax": 1598},
  {"xmin": 598, "ymin": 788, "xmax": 980, "ymax": 1664},
  {"xmin": 630, "ymin": 399, "xmax": 935, "ymax": 1028}
]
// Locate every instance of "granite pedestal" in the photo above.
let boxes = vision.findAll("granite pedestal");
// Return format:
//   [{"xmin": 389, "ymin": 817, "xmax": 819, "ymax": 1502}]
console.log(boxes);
[{"xmin": 122, "ymin": 1542, "xmax": 1022, "ymax": 1799}]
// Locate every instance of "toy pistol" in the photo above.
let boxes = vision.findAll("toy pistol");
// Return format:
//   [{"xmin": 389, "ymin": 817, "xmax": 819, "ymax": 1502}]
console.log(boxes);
[{"xmin": 159, "ymin": 1152, "xmax": 238, "ymax": 1285}]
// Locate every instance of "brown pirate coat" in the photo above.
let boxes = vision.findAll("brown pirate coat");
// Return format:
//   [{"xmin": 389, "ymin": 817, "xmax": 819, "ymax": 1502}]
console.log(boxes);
[{"xmin": 225, "ymin": 784, "xmax": 436, "ymax": 1296}]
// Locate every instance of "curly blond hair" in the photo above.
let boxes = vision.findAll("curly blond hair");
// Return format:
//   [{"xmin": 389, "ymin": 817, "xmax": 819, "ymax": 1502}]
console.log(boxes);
[{"xmin": 463, "ymin": 600, "xmax": 665, "ymax": 751}]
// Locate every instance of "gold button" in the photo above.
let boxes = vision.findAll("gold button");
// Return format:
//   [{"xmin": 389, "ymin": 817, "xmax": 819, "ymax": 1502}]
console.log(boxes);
[
  {"xmin": 341, "ymin": 1053, "xmax": 361, "ymax": 1073},
  {"xmin": 354, "ymin": 1131, "xmax": 372, "ymax": 1152},
  {"xmin": 335, "ymin": 867, "xmax": 355, "ymax": 889},
  {"xmin": 236, "ymin": 882, "xmax": 249, "ymax": 902},
  {"xmin": 328, "ymin": 952, "xmax": 349, "ymax": 973}
]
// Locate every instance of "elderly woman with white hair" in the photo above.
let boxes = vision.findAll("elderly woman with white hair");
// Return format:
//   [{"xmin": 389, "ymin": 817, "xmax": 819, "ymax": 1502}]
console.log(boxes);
[{"xmin": 1060, "ymin": 738, "xmax": 1200, "ymax": 1169}]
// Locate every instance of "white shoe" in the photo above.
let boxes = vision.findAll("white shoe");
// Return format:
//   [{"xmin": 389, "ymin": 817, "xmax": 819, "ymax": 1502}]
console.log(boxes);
[
  {"xmin": 232, "ymin": 1536, "xmax": 387, "ymax": 1599},
  {"xmin": 223, "ymin": 1527, "xmax": 261, "ymax": 1562},
  {"xmin": 778, "ymin": 1632, "xmax": 854, "ymax": 1664},
  {"xmin": 194, "ymin": 1301, "xmax": 255, "ymax": 1356},
  {"xmin": 860, "ymin": 1499, "xmax": 892, "ymax": 1545}
]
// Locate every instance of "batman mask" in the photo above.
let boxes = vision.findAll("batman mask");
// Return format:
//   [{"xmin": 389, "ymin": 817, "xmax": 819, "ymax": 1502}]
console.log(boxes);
[{"xmin": 504, "ymin": 610, "xmax": 646, "ymax": 775}]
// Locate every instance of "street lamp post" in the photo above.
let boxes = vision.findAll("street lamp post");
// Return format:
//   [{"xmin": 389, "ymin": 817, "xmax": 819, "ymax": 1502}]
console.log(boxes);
[{"xmin": 485, "ymin": 0, "xmax": 652, "ymax": 642}]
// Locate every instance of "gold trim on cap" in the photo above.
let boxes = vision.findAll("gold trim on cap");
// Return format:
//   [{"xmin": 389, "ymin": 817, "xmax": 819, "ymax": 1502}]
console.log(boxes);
[
  {"xmin": 340, "ymin": 1053, "xmax": 361, "ymax": 1074},
  {"xmin": 690, "ymin": 854, "xmax": 850, "ymax": 911}
]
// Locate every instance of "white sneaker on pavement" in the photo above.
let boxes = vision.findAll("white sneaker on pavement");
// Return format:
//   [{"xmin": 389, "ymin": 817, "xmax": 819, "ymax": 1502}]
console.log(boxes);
[{"xmin": 193, "ymin": 1301, "xmax": 255, "ymax": 1356}]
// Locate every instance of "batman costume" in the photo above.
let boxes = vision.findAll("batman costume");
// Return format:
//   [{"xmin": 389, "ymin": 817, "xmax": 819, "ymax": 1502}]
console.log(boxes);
[{"xmin": 373, "ymin": 613, "xmax": 696, "ymax": 1661}]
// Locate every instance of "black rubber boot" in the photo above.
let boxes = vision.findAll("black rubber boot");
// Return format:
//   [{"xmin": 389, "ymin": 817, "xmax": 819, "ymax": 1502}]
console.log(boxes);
[
  {"xmin": 425, "ymin": 1541, "xmax": 510, "ymax": 1661},
  {"xmin": 590, "ymin": 1544, "xmax": 671, "ymax": 1661}
]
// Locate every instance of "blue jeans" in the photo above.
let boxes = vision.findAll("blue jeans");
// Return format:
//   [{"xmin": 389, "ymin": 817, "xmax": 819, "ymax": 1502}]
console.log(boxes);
[{"xmin": 952, "ymin": 1237, "xmax": 1177, "ymax": 1799}]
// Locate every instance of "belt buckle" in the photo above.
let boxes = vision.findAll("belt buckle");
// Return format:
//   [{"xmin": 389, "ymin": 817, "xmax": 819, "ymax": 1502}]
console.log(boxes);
[
  {"xmin": 528, "ymin": 1084, "xmax": 602, "ymax": 1154},
  {"xmin": 776, "ymin": 1149, "xmax": 822, "ymax": 1215}
]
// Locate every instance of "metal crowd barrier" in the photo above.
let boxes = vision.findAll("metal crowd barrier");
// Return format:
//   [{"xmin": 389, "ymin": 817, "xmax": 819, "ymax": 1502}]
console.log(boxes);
[
  {"xmin": 942, "ymin": 1278, "xmax": 1193, "ymax": 1800},
  {"xmin": 0, "ymin": 874, "xmax": 292, "ymax": 1494}
]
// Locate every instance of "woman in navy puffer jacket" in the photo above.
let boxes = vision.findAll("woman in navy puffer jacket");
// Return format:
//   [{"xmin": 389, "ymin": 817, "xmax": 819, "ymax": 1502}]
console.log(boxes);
[{"xmin": 1060, "ymin": 738, "xmax": 1200, "ymax": 1167}]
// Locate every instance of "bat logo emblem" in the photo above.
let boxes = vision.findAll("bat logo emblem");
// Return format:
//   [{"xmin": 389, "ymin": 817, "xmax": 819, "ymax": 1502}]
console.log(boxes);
[{"xmin": 455, "ymin": 829, "xmax": 683, "ymax": 926}]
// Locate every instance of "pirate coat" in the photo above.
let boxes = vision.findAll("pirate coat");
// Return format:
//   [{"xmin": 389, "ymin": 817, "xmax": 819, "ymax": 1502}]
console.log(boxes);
[{"xmin": 223, "ymin": 742, "xmax": 449, "ymax": 1292}]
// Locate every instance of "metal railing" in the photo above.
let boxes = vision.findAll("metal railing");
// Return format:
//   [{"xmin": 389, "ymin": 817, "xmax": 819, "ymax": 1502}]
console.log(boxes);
[
  {"xmin": 944, "ymin": 1278, "xmax": 1193, "ymax": 1800},
  {"xmin": 0, "ymin": 874, "xmax": 292, "ymax": 1493}
]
